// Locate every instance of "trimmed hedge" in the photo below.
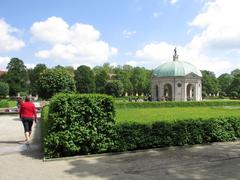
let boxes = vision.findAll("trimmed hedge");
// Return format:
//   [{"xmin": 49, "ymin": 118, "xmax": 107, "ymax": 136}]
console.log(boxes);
[
  {"xmin": 41, "ymin": 94, "xmax": 240, "ymax": 158},
  {"xmin": 115, "ymin": 100, "xmax": 240, "ymax": 109},
  {"xmin": 43, "ymin": 93, "xmax": 115, "ymax": 158},
  {"xmin": 0, "ymin": 99, "xmax": 16, "ymax": 108},
  {"xmin": 112, "ymin": 117, "xmax": 240, "ymax": 152}
]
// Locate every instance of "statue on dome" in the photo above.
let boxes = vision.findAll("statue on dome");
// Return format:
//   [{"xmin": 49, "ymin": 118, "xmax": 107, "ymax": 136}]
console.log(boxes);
[{"xmin": 173, "ymin": 47, "xmax": 179, "ymax": 61}]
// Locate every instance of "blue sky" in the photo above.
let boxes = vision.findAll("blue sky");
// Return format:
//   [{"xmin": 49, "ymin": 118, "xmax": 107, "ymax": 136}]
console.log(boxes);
[{"xmin": 0, "ymin": 0, "xmax": 239, "ymax": 76}]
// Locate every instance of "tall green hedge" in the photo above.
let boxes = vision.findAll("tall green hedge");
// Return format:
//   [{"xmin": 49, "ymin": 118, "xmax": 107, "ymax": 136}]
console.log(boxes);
[{"xmin": 43, "ymin": 93, "xmax": 115, "ymax": 158}]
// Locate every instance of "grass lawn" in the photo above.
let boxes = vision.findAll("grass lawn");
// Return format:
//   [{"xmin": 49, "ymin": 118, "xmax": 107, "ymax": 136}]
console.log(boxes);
[{"xmin": 116, "ymin": 106, "xmax": 240, "ymax": 124}]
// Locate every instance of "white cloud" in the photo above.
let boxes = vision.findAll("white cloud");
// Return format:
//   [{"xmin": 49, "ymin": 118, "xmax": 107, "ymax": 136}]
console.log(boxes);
[
  {"xmin": 135, "ymin": 42, "xmax": 177, "ymax": 67},
  {"xmin": 189, "ymin": 0, "xmax": 240, "ymax": 51},
  {"xmin": 31, "ymin": 16, "xmax": 118, "ymax": 66},
  {"xmin": 0, "ymin": 19, "xmax": 25, "ymax": 52},
  {"xmin": 122, "ymin": 30, "xmax": 136, "ymax": 38},
  {"xmin": 25, "ymin": 63, "xmax": 36, "ymax": 69},
  {"xmin": 132, "ymin": 0, "xmax": 240, "ymax": 76},
  {"xmin": 133, "ymin": 42, "xmax": 232, "ymax": 76},
  {"xmin": 125, "ymin": 60, "xmax": 147, "ymax": 67},
  {"xmin": 168, "ymin": 0, "xmax": 179, "ymax": 5},
  {"xmin": 0, "ymin": 56, "xmax": 10, "ymax": 70}
]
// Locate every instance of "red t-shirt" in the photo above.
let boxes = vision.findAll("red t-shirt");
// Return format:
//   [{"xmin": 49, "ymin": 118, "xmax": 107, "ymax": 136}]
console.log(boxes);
[{"xmin": 19, "ymin": 101, "xmax": 37, "ymax": 119}]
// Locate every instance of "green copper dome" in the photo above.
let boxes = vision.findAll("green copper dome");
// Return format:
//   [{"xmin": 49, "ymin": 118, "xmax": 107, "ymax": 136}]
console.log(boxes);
[{"xmin": 153, "ymin": 60, "xmax": 202, "ymax": 77}]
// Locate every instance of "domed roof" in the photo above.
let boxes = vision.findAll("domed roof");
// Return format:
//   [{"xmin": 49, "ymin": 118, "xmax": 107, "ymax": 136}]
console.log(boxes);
[{"xmin": 153, "ymin": 60, "xmax": 202, "ymax": 77}]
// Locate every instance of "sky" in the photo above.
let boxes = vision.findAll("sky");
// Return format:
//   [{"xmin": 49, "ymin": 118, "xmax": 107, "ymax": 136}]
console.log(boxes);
[{"xmin": 0, "ymin": 0, "xmax": 240, "ymax": 76}]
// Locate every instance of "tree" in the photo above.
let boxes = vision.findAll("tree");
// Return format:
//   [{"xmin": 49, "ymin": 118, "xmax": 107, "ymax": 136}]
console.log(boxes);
[
  {"xmin": 0, "ymin": 82, "xmax": 9, "ymax": 98},
  {"xmin": 65, "ymin": 66, "xmax": 75, "ymax": 77},
  {"xmin": 130, "ymin": 67, "xmax": 151, "ymax": 95},
  {"xmin": 231, "ymin": 69, "xmax": 240, "ymax": 77},
  {"xmin": 74, "ymin": 65, "xmax": 95, "ymax": 93},
  {"xmin": 201, "ymin": 70, "xmax": 219, "ymax": 96},
  {"xmin": 105, "ymin": 80, "xmax": 124, "ymax": 97},
  {"xmin": 228, "ymin": 73, "xmax": 240, "ymax": 99},
  {"xmin": 28, "ymin": 64, "xmax": 47, "ymax": 95},
  {"xmin": 114, "ymin": 67, "xmax": 133, "ymax": 95},
  {"xmin": 38, "ymin": 68, "xmax": 76, "ymax": 99},
  {"xmin": 95, "ymin": 69, "xmax": 108, "ymax": 93},
  {"xmin": 6, "ymin": 58, "xmax": 28, "ymax": 96},
  {"xmin": 217, "ymin": 73, "xmax": 233, "ymax": 96}
]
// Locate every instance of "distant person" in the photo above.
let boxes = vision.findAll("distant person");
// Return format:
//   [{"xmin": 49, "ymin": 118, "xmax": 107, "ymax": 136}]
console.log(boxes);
[
  {"xmin": 17, "ymin": 97, "xmax": 23, "ymax": 110},
  {"xmin": 19, "ymin": 96, "xmax": 37, "ymax": 144}
]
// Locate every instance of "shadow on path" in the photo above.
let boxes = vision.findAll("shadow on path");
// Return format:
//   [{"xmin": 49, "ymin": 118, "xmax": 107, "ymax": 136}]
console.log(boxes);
[{"xmin": 63, "ymin": 142, "xmax": 240, "ymax": 179}]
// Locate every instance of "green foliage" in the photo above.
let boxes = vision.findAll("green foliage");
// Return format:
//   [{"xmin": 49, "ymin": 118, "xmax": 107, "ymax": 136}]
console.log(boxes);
[
  {"xmin": 231, "ymin": 69, "xmax": 240, "ymax": 77},
  {"xmin": 42, "ymin": 93, "xmax": 115, "ymax": 158},
  {"xmin": 28, "ymin": 64, "xmax": 47, "ymax": 95},
  {"xmin": 113, "ymin": 117, "xmax": 240, "ymax": 152},
  {"xmin": 228, "ymin": 73, "xmax": 240, "ymax": 99},
  {"xmin": 105, "ymin": 80, "xmax": 124, "ymax": 97},
  {"xmin": 95, "ymin": 69, "xmax": 108, "ymax": 93},
  {"xmin": 201, "ymin": 70, "xmax": 219, "ymax": 95},
  {"xmin": 74, "ymin": 65, "xmax": 95, "ymax": 93},
  {"xmin": 38, "ymin": 68, "xmax": 76, "ymax": 99},
  {"xmin": 6, "ymin": 58, "xmax": 28, "ymax": 96},
  {"xmin": 114, "ymin": 67, "xmax": 133, "ymax": 94},
  {"xmin": 115, "ymin": 100, "xmax": 240, "ymax": 109},
  {"xmin": 41, "ymin": 105, "xmax": 49, "ymax": 140},
  {"xmin": 0, "ymin": 99, "xmax": 16, "ymax": 108},
  {"xmin": 218, "ymin": 73, "xmax": 233, "ymax": 96},
  {"xmin": 130, "ymin": 67, "xmax": 151, "ymax": 95},
  {"xmin": 0, "ymin": 82, "xmax": 9, "ymax": 98}
]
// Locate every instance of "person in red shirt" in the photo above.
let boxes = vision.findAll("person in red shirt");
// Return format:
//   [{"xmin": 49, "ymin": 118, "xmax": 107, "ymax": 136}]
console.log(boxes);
[{"xmin": 19, "ymin": 96, "xmax": 37, "ymax": 144}]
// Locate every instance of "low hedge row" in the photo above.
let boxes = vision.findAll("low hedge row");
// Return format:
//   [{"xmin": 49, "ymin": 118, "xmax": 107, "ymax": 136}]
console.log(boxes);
[
  {"xmin": 43, "ymin": 93, "xmax": 115, "ymax": 158},
  {"xmin": 112, "ymin": 117, "xmax": 240, "ymax": 152},
  {"xmin": 115, "ymin": 100, "xmax": 240, "ymax": 109}
]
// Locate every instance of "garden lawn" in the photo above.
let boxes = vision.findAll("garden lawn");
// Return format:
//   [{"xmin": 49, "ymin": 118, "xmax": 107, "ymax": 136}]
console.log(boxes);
[{"xmin": 116, "ymin": 106, "xmax": 240, "ymax": 124}]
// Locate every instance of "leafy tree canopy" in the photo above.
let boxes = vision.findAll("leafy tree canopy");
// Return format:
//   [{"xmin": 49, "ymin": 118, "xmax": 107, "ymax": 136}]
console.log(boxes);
[
  {"xmin": 201, "ymin": 70, "xmax": 219, "ymax": 95},
  {"xmin": 38, "ymin": 68, "xmax": 76, "ymax": 99},
  {"xmin": 6, "ymin": 58, "xmax": 28, "ymax": 96},
  {"xmin": 74, "ymin": 65, "xmax": 95, "ymax": 93},
  {"xmin": 0, "ymin": 82, "xmax": 9, "ymax": 98},
  {"xmin": 105, "ymin": 80, "xmax": 124, "ymax": 97}
]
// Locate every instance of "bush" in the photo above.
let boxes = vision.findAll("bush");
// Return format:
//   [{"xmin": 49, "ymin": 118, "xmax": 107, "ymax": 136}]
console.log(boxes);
[
  {"xmin": 115, "ymin": 100, "xmax": 240, "ymax": 109},
  {"xmin": 41, "ymin": 94, "xmax": 240, "ymax": 158},
  {"xmin": 112, "ymin": 117, "xmax": 240, "ymax": 152},
  {"xmin": 0, "ymin": 99, "xmax": 16, "ymax": 108},
  {"xmin": 0, "ymin": 99, "xmax": 9, "ymax": 108},
  {"xmin": 0, "ymin": 82, "xmax": 9, "ymax": 98},
  {"xmin": 43, "ymin": 93, "xmax": 115, "ymax": 158}
]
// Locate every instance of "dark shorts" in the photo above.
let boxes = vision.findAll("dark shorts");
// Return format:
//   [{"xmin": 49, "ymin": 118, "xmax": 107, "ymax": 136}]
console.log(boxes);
[{"xmin": 21, "ymin": 118, "xmax": 33, "ymax": 133}]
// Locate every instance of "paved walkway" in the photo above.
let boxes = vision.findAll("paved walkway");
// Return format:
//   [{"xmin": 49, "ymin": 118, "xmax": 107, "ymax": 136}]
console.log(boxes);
[{"xmin": 1, "ymin": 114, "xmax": 240, "ymax": 180}]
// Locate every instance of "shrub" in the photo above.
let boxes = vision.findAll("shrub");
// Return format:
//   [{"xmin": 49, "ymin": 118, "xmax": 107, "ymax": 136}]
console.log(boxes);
[
  {"xmin": 115, "ymin": 100, "xmax": 240, "ymax": 109},
  {"xmin": 0, "ymin": 82, "xmax": 9, "ymax": 98},
  {"xmin": 43, "ymin": 93, "xmax": 115, "ymax": 158},
  {"xmin": 112, "ymin": 117, "xmax": 240, "ymax": 152}
]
